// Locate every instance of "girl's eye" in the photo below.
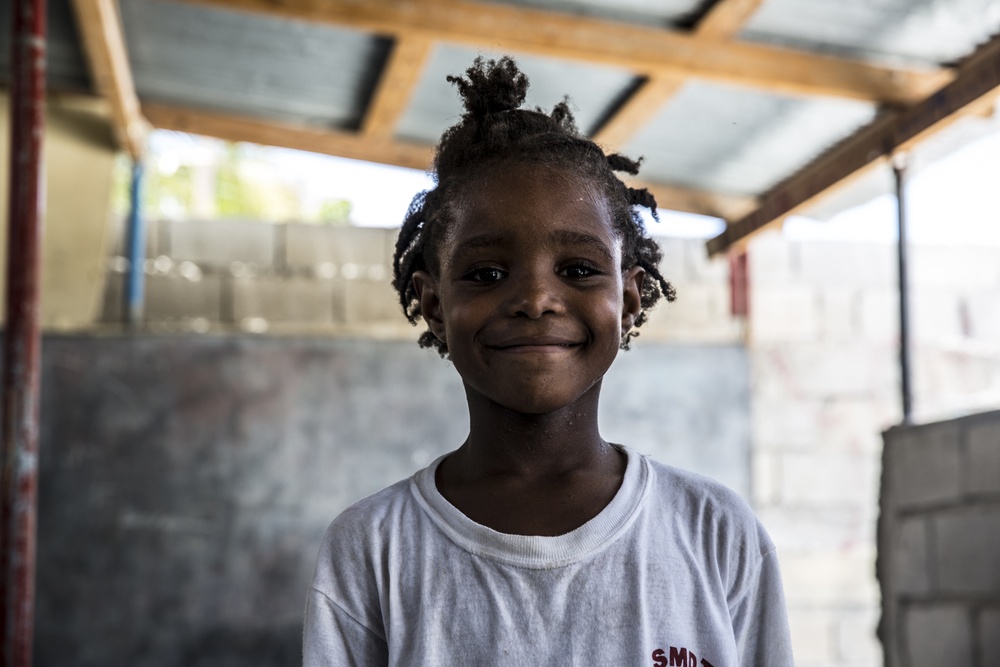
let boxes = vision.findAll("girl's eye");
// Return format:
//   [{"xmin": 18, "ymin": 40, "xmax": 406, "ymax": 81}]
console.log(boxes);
[
  {"xmin": 463, "ymin": 267, "xmax": 506, "ymax": 283},
  {"xmin": 561, "ymin": 263, "xmax": 600, "ymax": 279}
]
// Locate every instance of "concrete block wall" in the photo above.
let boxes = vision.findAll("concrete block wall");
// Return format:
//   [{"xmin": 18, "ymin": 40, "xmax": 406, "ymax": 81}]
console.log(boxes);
[
  {"xmin": 879, "ymin": 411, "xmax": 1000, "ymax": 667},
  {"xmin": 747, "ymin": 230, "xmax": 1000, "ymax": 667}
]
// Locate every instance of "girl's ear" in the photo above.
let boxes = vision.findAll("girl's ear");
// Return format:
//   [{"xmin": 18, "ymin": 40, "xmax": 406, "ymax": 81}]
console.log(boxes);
[
  {"xmin": 412, "ymin": 271, "xmax": 447, "ymax": 344},
  {"xmin": 621, "ymin": 266, "xmax": 645, "ymax": 335}
]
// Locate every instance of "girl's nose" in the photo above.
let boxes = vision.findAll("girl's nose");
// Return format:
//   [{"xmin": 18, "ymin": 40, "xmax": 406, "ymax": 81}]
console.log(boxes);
[{"xmin": 509, "ymin": 272, "xmax": 564, "ymax": 319}]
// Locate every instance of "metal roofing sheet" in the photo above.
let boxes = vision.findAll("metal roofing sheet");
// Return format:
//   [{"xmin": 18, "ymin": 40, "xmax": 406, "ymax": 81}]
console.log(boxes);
[
  {"xmin": 742, "ymin": 0, "xmax": 1000, "ymax": 66},
  {"xmin": 481, "ymin": 0, "xmax": 706, "ymax": 27},
  {"xmin": 624, "ymin": 81, "xmax": 877, "ymax": 196},
  {"xmin": 395, "ymin": 45, "xmax": 640, "ymax": 144},
  {"xmin": 0, "ymin": 0, "xmax": 92, "ymax": 93},
  {"xmin": 119, "ymin": 0, "xmax": 389, "ymax": 130}
]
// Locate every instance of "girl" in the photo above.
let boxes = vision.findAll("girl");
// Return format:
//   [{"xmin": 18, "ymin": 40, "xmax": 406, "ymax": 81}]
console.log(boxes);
[{"xmin": 304, "ymin": 56, "xmax": 792, "ymax": 666}]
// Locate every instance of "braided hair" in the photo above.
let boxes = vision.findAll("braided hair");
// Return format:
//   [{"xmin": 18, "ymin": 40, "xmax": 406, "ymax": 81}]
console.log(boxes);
[{"xmin": 392, "ymin": 56, "xmax": 676, "ymax": 356}]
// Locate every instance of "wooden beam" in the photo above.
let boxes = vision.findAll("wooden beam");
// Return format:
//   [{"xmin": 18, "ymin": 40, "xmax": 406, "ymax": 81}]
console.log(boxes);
[
  {"xmin": 180, "ymin": 0, "xmax": 951, "ymax": 106},
  {"xmin": 696, "ymin": 0, "xmax": 765, "ymax": 39},
  {"xmin": 142, "ymin": 102, "xmax": 435, "ymax": 170},
  {"xmin": 593, "ymin": 0, "xmax": 763, "ymax": 149},
  {"xmin": 70, "ymin": 0, "xmax": 148, "ymax": 158},
  {"xmin": 706, "ymin": 33, "xmax": 1000, "ymax": 256},
  {"xmin": 361, "ymin": 35, "xmax": 434, "ymax": 139},
  {"xmin": 631, "ymin": 179, "xmax": 758, "ymax": 221}
]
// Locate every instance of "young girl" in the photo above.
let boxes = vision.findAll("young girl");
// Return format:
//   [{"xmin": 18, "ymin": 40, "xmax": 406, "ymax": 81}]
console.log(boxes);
[{"xmin": 304, "ymin": 57, "xmax": 793, "ymax": 666}]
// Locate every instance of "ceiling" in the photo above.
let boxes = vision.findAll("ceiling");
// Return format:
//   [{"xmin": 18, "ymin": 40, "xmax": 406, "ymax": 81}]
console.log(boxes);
[{"xmin": 3, "ymin": 0, "xmax": 1000, "ymax": 254}]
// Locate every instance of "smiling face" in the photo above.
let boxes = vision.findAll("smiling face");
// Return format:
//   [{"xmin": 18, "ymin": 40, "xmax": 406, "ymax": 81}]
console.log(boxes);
[{"xmin": 413, "ymin": 162, "xmax": 644, "ymax": 415}]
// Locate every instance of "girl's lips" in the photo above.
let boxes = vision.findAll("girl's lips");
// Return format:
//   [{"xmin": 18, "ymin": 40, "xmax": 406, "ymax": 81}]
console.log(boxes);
[{"xmin": 487, "ymin": 336, "xmax": 582, "ymax": 350}]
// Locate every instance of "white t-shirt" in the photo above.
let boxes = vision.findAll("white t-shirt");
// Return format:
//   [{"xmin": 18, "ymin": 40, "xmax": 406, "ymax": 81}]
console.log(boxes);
[{"xmin": 304, "ymin": 446, "xmax": 793, "ymax": 666}]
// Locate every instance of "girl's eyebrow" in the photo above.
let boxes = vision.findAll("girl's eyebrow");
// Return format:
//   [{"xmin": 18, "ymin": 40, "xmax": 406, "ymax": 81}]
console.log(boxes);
[
  {"xmin": 551, "ymin": 230, "xmax": 615, "ymax": 263},
  {"xmin": 452, "ymin": 233, "xmax": 506, "ymax": 258}
]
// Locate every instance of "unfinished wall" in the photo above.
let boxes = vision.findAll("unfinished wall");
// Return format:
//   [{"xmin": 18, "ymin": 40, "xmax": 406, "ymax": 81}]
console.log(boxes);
[
  {"xmin": 36, "ymin": 334, "xmax": 750, "ymax": 666},
  {"xmin": 878, "ymin": 411, "xmax": 1000, "ymax": 667},
  {"xmin": 0, "ymin": 92, "xmax": 117, "ymax": 329},
  {"xmin": 747, "ymin": 231, "xmax": 1000, "ymax": 667}
]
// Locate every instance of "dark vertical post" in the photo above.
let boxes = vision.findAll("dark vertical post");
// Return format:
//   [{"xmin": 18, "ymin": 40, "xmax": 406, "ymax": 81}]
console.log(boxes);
[
  {"xmin": 1, "ymin": 0, "xmax": 46, "ymax": 665},
  {"xmin": 124, "ymin": 161, "xmax": 145, "ymax": 328},
  {"xmin": 893, "ymin": 153, "xmax": 913, "ymax": 424}
]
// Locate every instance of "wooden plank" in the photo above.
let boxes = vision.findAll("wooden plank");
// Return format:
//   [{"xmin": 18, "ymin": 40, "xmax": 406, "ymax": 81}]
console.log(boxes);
[
  {"xmin": 70, "ymin": 0, "xmax": 147, "ymax": 158},
  {"xmin": 361, "ymin": 35, "xmax": 434, "ymax": 139},
  {"xmin": 143, "ymin": 102, "xmax": 435, "ymax": 170},
  {"xmin": 593, "ymin": 0, "xmax": 763, "ymax": 149},
  {"xmin": 631, "ymin": 180, "xmax": 758, "ymax": 221},
  {"xmin": 696, "ymin": 0, "xmax": 766, "ymax": 39},
  {"xmin": 706, "ymin": 34, "xmax": 1000, "ymax": 256},
  {"xmin": 179, "ymin": 0, "xmax": 951, "ymax": 106}
]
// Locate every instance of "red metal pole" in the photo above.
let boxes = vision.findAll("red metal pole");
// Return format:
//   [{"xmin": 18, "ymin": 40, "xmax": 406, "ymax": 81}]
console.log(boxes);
[{"xmin": 1, "ymin": 0, "xmax": 46, "ymax": 664}]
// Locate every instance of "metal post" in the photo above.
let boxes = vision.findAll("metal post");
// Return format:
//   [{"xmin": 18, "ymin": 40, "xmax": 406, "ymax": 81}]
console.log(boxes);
[
  {"xmin": 1, "ymin": 0, "xmax": 46, "ymax": 664},
  {"xmin": 124, "ymin": 161, "xmax": 145, "ymax": 328},
  {"xmin": 893, "ymin": 153, "xmax": 913, "ymax": 424}
]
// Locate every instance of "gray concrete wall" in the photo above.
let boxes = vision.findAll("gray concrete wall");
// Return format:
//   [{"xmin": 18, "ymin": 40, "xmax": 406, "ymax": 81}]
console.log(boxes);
[
  {"xmin": 36, "ymin": 334, "xmax": 749, "ymax": 666},
  {"xmin": 878, "ymin": 410, "xmax": 1000, "ymax": 667}
]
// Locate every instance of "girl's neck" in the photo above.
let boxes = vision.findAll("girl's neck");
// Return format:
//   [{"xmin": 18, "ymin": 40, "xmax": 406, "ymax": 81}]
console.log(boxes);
[{"xmin": 452, "ymin": 381, "xmax": 614, "ymax": 480}]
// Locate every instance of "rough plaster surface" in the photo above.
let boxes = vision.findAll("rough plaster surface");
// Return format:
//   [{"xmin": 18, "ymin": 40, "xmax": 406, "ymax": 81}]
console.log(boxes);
[{"xmin": 36, "ymin": 334, "xmax": 749, "ymax": 666}]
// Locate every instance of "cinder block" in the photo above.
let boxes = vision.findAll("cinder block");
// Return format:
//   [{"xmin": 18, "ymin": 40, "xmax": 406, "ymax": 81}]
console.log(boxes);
[
  {"xmin": 797, "ymin": 241, "xmax": 896, "ymax": 288},
  {"xmin": 343, "ymin": 278, "xmax": 402, "ymax": 323},
  {"xmin": 890, "ymin": 517, "xmax": 931, "ymax": 596},
  {"xmin": 967, "ymin": 419, "xmax": 1000, "ymax": 494},
  {"xmin": 685, "ymin": 238, "xmax": 730, "ymax": 283},
  {"xmin": 756, "ymin": 507, "xmax": 871, "ymax": 555},
  {"xmin": 818, "ymin": 398, "xmax": 896, "ymax": 455},
  {"xmin": 904, "ymin": 604, "xmax": 972, "ymax": 667},
  {"xmin": 786, "ymin": 607, "xmax": 835, "ymax": 666},
  {"xmin": 980, "ymin": 607, "xmax": 1000, "ymax": 667},
  {"xmin": 836, "ymin": 607, "xmax": 882, "ymax": 666},
  {"xmin": 967, "ymin": 292, "xmax": 1000, "ymax": 341},
  {"xmin": 164, "ymin": 219, "xmax": 277, "ymax": 267},
  {"xmin": 751, "ymin": 450, "xmax": 779, "ymax": 507},
  {"xmin": 231, "ymin": 277, "xmax": 334, "ymax": 325},
  {"xmin": 910, "ymin": 290, "xmax": 964, "ymax": 342},
  {"xmin": 650, "ymin": 235, "xmax": 692, "ymax": 284},
  {"xmin": 932, "ymin": 507, "xmax": 1000, "ymax": 595},
  {"xmin": 750, "ymin": 396, "xmax": 824, "ymax": 449},
  {"xmin": 884, "ymin": 421, "xmax": 962, "ymax": 509},
  {"xmin": 145, "ymin": 273, "xmax": 223, "ymax": 322},
  {"xmin": 108, "ymin": 216, "xmax": 161, "ymax": 258},
  {"xmin": 779, "ymin": 450, "xmax": 878, "ymax": 507},
  {"xmin": 750, "ymin": 286, "xmax": 820, "ymax": 342},
  {"xmin": 858, "ymin": 289, "xmax": 898, "ymax": 343},
  {"xmin": 751, "ymin": 343, "xmax": 897, "ymax": 399},
  {"xmin": 747, "ymin": 230, "xmax": 797, "ymax": 287},
  {"xmin": 780, "ymin": 548, "xmax": 880, "ymax": 606},
  {"xmin": 285, "ymin": 224, "xmax": 391, "ymax": 269},
  {"xmin": 817, "ymin": 288, "xmax": 859, "ymax": 341},
  {"xmin": 644, "ymin": 283, "xmax": 731, "ymax": 333},
  {"xmin": 910, "ymin": 245, "xmax": 1000, "ymax": 290}
]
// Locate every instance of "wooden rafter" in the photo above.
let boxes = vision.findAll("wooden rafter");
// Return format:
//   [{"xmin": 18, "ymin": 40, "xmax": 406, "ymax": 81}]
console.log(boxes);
[
  {"xmin": 706, "ymin": 33, "xmax": 1000, "ymax": 256},
  {"xmin": 361, "ymin": 34, "xmax": 434, "ymax": 139},
  {"xmin": 70, "ymin": 0, "xmax": 148, "ymax": 158},
  {"xmin": 593, "ymin": 0, "xmax": 764, "ymax": 149},
  {"xmin": 142, "ymin": 102, "xmax": 435, "ymax": 170},
  {"xmin": 142, "ymin": 102, "xmax": 749, "ymax": 219},
  {"xmin": 181, "ymin": 0, "xmax": 951, "ymax": 106}
]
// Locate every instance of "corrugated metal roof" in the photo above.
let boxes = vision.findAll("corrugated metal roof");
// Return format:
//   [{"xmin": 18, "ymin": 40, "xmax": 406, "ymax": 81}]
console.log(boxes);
[
  {"xmin": 395, "ymin": 44, "xmax": 640, "ymax": 144},
  {"xmin": 742, "ymin": 0, "xmax": 1000, "ymax": 66},
  {"xmin": 119, "ymin": 0, "xmax": 389, "ymax": 130},
  {"xmin": 481, "ymin": 0, "xmax": 706, "ymax": 28},
  {"xmin": 623, "ymin": 82, "xmax": 876, "ymax": 195}
]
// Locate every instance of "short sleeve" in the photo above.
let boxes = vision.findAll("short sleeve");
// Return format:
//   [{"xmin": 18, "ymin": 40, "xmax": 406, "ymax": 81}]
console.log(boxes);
[
  {"xmin": 303, "ymin": 587, "xmax": 388, "ymax": 667},
  {"xmin": 728, "ymin": 548, "xmax": 794, "ymax": 666}
]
